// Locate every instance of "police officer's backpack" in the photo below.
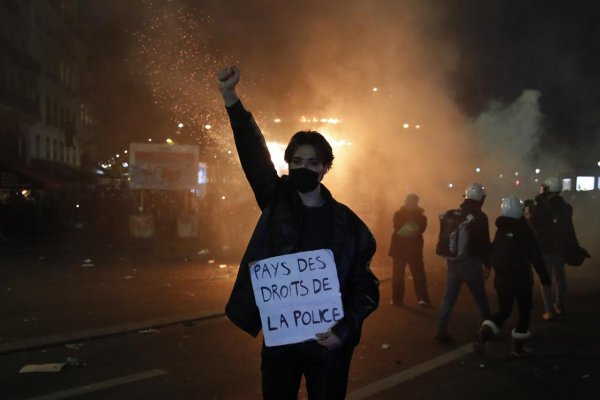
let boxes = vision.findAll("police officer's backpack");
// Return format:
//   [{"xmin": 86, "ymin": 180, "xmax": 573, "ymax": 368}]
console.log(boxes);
[{"xmin": 435, "ymin": 209, "xmax": 474, "ymax": 260}]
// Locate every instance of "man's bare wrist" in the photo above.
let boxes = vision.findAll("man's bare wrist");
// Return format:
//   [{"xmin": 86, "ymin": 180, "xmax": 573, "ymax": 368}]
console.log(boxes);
[{"xmin": 221, "ymin": 90, "xmax": 239, "ymax": 107}]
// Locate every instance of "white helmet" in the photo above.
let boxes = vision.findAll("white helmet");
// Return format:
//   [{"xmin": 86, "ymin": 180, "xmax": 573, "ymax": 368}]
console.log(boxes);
[
  {"xmin": 542, "ymin": 176, "xmax": 561, "ymax": 193},
  {"xmin": 500, "ymin": 196, "xmax": 524, "ymax": 219},
  {"xmin": 465, "ymin": 183, "xmax": 486, "ymax": 201}
]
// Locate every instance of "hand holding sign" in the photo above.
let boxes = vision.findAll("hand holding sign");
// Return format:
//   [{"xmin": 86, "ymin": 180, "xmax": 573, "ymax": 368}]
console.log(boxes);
[
  {"xmin": 316, "ymin": 331, "xmax": 342, "ymax": 350},
  {"xmin": 249, "ymin": 249, "xmax": 344, "ymax": 347}
]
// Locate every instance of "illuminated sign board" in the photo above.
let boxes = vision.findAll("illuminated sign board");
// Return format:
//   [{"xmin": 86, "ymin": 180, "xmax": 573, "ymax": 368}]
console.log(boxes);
[{"xmin": 129, "ymin": 143, "xmax": 199, "ymax": 190}]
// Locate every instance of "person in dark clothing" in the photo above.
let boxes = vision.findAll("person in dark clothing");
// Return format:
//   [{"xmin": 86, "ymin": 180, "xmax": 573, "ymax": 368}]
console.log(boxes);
[
  {"xmin": 434, "ymin": 183, "xmax": 491, "ymax": 343},
  {"xmin": 473, "ymin": 196, "xmax": 551, "ymax": 357},
  {"xmin": 388, "ymin": 193, "xmax": 431, "ymax": 306},
  {"xmin": 530, "ymin": 177, "xmax": 577, "ymax": 320},
  {"xmin": 217, "ymin": 66, "xmax": 379, "ymax": 400}
]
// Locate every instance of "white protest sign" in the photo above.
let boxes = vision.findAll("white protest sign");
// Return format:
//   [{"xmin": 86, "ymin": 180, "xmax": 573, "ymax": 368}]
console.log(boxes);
[{"xmin": 249, "ymin": 249, "xmax": 344, "ymax": 347}]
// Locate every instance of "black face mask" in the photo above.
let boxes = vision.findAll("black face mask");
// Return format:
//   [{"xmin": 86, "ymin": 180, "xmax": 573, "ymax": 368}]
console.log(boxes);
[{"xmin": 288, "ymin": 167, "xmax": 321, "ymax": 193}]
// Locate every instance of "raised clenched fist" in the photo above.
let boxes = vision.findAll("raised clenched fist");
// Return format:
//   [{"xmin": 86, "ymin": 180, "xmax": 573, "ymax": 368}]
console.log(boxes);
[{"xmin": 217, "ymin": 66, "xmax": 240, "ymax": 91}]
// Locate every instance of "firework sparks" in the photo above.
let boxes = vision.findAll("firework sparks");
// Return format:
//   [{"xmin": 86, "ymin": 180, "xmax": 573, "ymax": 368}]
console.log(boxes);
[{"xmin": 132, "ymin": 1, "xmax": 235, "ymax": 157}]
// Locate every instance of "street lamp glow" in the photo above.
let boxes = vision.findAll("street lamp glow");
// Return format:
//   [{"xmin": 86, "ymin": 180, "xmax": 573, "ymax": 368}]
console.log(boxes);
[
  {"xmin": 166, "ymin": 138, "xmax": 174, "ymax": 144},
  {"xmin": 178, "ymin": 122, "xmax": 184, "ymax": 128},
  {"xmin": 448, "ymin": 183, "xmax": 454, "ymax": 188},
  {"xmin": 204, "ymin": 124, "xmax": 212, "ymax": 130},
  {"xmin": 514, "ymin": 171, "xmax": 519, "ymax": 176},
  {"xmin": 597, "ymin": 161, "xmax": 600, "ymax": 167},
  {"xmin": 475, "ymin": 167, "xmax": 481, "ymax": 173},
  {"xmin": 415, "ymin": 125, "xmax": 421, "ymax": 129},
  {"xmin": 403, "ymin": 123, "xmax": 410, "ymax": 129},
  {"xmin": 535, "ymin": 168, "xmax": 540, "ymax": 174},
  {"xmin": 372, "ymin": 87, "xmax": 378, "ymax": 92},
  {"xmin": 148, "ymin": 138, "xmax": 152, "ymax": 142},
  {"xmin": 274, "ymin": 118, "xmax": 281, "ymax": 123}
]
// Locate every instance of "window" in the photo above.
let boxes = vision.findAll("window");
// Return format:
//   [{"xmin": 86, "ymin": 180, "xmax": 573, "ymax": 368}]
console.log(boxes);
[
  {"xmin": 35, "ymin": 135, "xmax": 41, "ymax": 158},
  {"xmin": 46, "ymin": 98, "xmax": 51, "ymax": 123}
]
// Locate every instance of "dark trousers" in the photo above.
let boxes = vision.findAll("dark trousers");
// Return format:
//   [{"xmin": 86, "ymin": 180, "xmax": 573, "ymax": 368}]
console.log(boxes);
[
  {"xmin": 392, "ymin": 256, "xmax": 430, "ymax": 303},
  {"xmin": 490, "ymin": 285, "xmax": 533, "ymax": 334},
  {"xmin": 261, "ymin": 341, "xmax": 354, "ymax": 400}
]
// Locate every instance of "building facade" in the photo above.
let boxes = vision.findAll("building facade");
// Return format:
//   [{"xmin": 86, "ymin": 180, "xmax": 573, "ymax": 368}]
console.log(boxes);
[{"xmin": 0, "ymin": 0, "xmax": 94, "ymax": 188}]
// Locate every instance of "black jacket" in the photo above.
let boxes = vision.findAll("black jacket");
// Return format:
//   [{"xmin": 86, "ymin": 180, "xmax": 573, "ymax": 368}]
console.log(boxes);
[
  {"xmin": 531, "ymin": 193, "xmax": 577, "ymax": 253},
  {"xmin": 460, "ymin": 198, "xmax": 491, "ymax": 265},
  {"xmin": 490, "ymin": 216, "xmax": 551, "ymax": 289},
  {"xmin": 224, "ymin": 100, "xmax": 380, "ymax": 348},
  {"xmin": 388, "ymin": 205, "xmax": 426, "ymax": 258}
]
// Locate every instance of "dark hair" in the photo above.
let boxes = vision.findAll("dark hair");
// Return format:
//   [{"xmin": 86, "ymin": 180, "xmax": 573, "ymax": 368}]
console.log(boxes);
[{"xmin": 284, "ymin": 130, "xmax": 334, "ymax": 168}]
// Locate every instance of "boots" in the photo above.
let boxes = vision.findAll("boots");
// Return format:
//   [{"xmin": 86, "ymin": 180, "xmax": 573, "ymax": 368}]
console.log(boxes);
[
  {"xmin": 473, "ymin": 320, "xmax": 500, "ymax": 354},
  {"xmin": 510, "ymin": 329, "xmax": 532, "ymax": 357}
]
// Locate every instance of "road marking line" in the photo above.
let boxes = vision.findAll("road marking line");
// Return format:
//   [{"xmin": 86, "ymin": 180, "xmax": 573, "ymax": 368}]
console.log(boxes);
[
  {"xmin": 24, "ymin": 369, "xmax": 168, "ymax": 400},
  {"xmin": 347, "ymin": 344, "xmax": 473, "ymax": 400}
]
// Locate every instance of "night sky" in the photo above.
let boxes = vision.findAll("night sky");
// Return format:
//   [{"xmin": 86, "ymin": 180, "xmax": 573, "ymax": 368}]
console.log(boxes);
[{"xmin": 82, "ymin": 0, "xmax": 600, "ymax": 168}]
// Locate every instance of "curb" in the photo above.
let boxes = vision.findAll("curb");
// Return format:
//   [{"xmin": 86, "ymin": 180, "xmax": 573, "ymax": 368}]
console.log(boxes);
[
  {"xmin": 1, "ymin": 277, "xmax": 392, "ymax": 355},
  {"xmin": 0, "ymin": 311, "xmax": 226, "ymax": 355}
]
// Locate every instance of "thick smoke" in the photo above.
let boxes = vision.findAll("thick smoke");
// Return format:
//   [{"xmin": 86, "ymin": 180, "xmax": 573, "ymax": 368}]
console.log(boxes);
[
  {"xmin": 470, "ymin": 90, "xmax": 568, "ymax": 209},
  {"xmin": 474, "ymin": 90, "xmax": 543, "ymax": 166},
  {"xmin": 90, "ymin": 0, "xmax": 596, "ymax": 262}
]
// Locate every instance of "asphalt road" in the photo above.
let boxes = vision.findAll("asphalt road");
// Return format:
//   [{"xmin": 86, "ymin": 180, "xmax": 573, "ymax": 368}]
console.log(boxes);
[{"xmin": 0, "ymin": 238, "xmax": 598, "ymax": 399}]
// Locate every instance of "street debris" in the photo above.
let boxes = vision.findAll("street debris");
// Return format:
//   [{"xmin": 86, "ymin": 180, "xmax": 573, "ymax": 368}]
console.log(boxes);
[
  {"xmin": 138, "ymin": 328, "xmax": 160, "ymax": 334},
  {"xmin": 582, "ymin": 374, "xmax": 590, "ymax": 379},
  {"xmin": 65, "ymin": 357, "xmax": 86, "ymax": 367},
  {"xmin": 81, "ymin": 258, "xmax": 94, "ymax": 267},
  {"xmin": 381, "ymin": 343, "xmax": 391, "ymax": 349},
  {"xmin": 208, "ymin": 259, "xmax": 215, "ymax": 264},
  {"xmin": 124, "ymin": 275, "xmax": 134, "ymax": 279},
  {"xmin": 19, "ymin": 363, "xmax": 66, "ymax": 373},
  {"xmin": 19, "ymin": 357, "xmax": 86, "ymax": 373},
  {"xmin": 219, "ymin": 264, "xmax": 227, "ymax": 269},
  {"xmin": 197, "ymin": 249, "xmax": 210, "ymax": 255},
  {"xmin": 65, "ymin": 343, "xmax": 84, "ymax": 350}
]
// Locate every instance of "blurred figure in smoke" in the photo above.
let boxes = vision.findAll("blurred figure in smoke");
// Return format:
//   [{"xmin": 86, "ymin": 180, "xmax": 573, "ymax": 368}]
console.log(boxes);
[
  {"xmin": 217, "ymin": 66, "xmax": 379, "ymax": 400},
  {"xmin": 473, "ymin": 196, "xmax": 551, "ymax": 357},
  {"xmin": 434, "ymin": 183, "xmax": 492, "ymax": 344},
  {"xmin": 530, "ymin": 177, "xmax": 577, "ymax": 320},
  {"xmin": 388, "ymin": 193, "xmax": 431, "ymax": 306}
]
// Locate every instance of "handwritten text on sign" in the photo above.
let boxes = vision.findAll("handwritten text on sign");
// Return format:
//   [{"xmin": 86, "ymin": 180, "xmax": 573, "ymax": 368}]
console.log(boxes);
[{"xmin": 249, "ymin": 249, "xmax": 343, "ymax": 347}]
